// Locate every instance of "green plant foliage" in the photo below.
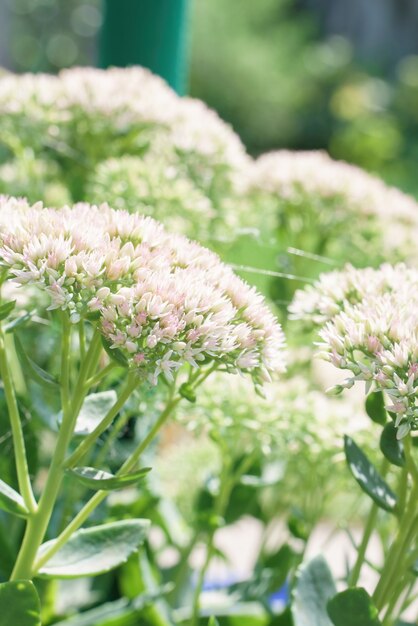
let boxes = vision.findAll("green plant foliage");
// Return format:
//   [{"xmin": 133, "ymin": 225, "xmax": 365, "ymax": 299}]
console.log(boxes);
[
  {"xmin": 327, "ymin": 588, "xmax": 382, "ymax": 626},
  {"xmin": 73, "ymin": 390, "xmax": 118, "ymax": 436},
  {"xmin": 0, "ymin": 478, "xmax": 29, "ymax": 517},
  {"xmin": 14, "ymin": 335, "xmax": 59, "ymax": 390},
  {"xmin": 344, "ymin": 436, "xmax": 397, "ymax": 513},
  {"xmin": 68, "ymin": 466, "xmax": 151, "ymax": 490},
  {"xmin": 292, "ymin": 556, "xmax": 336, "ymax": 626},
  {"xmin": 365, "ymin": 392, "xmax": 387, "ymax": 426},
  {"xmin": 38, "ymin": 519, "xmax": 149, "ymax": 578},
  {"xmin": 0, "ymin": 300, "xmax": 16, "ymax": 321},
  {"xmin": 0, "ymin": 580, "xmax": 41, "ymax": 626},
  {"xmin": 380, "ymin": 423, "xmax": 405, "ymax": 468}
]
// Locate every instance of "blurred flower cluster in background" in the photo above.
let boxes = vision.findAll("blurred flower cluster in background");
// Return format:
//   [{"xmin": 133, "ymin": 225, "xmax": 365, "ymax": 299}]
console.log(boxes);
[{"xmin": 3, "ymin": 0, "xmax": 418, "ymax": 196}]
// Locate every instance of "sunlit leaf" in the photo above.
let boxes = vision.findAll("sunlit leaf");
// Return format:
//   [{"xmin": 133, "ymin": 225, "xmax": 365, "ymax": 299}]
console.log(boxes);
[
  {"xmin": 327, "ymin": 588, "xmax": 381, "ymax": 626},
  {"xmin": 38, "ymin": 519, "xmax": 149, "ymax": 578},
  {"xmin": 344, "ymin": 436, "xmax": 396, "ymax": 513},
  {"xmin": 0, "ymin": 580, "xmax": 41, "ymax": 626},
  {"xmin": 73, "ymin": 390, "xmax": 117, "ymax": 436},
  {"xmin": 292, "ymin": 556, "xmax": 336, "ymax": 626},
  {"xmin": 0, "ymin": 478, "xmax": 29, "ymax": 518},
  {"xmin": 67, "ymin": 466, "xmax": 151, "ymax": 490}
]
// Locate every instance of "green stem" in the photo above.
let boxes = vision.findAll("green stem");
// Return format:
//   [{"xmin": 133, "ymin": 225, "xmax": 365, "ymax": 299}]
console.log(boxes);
[
  {"xmin": 348, "ymin": 459, "xmax": 389, "ymax": 588},
  {"xmin": 64, "ymin": 371, "xmax": 138, "ymax": 469},
  {"xmin": 0, "ymin": 326, "xmax": 37, "ymax": 514},
  {"xmin": 169, "ymin": 532, "xmax": 200, "ymax": 606},
  {"xmin": 78, "ymin": 320, "xmax": 86, "ymax": 362},
  {"xmin": 60, "ymin": 314, "xmax": 71, "ymax": 422},
  {"xmin": 10, "ymin": 324, "xmax": 102, "ymax": 580},
  {"xmin": 32, "ymin": 365, "xmax": 213, "ymax": 576},
  {"xmin": 94, "ymin": 407, "xmax": 132, "ymax": 469},
  {"xmin": 349, "ymin": 502, "xmax": 379, "ymax": 587},
  {"xmin": 190, "ymin": 451, "xmax": 255, "ymax": 626},
  {"xmin": 33, "ymin": 394, "xmax": 181, "ymax": 573},
  {"xmin": 85, "ymin": 361, "xmax": 117, "ymax": 389},
  {"xmin": 373, "ymin": 481, "xmax": 418, "ymax": 611}
]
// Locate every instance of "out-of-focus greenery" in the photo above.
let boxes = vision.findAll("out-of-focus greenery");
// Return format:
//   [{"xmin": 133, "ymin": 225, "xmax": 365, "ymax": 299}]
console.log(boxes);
[
  {"xmin": 5, "ymin": 0, "xmax": 101, "ymax": 71},
  {"xmin": 4, "ymin": 0, "xmax": 418, "ymax": 193},
  {"xmin": 190, "ymin": 0, "xmax": 418, "ymax": 194}
]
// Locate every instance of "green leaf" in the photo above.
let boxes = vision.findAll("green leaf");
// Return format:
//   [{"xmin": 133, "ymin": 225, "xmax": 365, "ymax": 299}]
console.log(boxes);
[
  {"xmin": 287, "ymin": 510, "xmax": 309, "ymax": 541},
  {"xmin": 67, "ymin": 466, "xmax": 151, "ymax": 490},
  {"xmin": 292, "ymin": 556, "xmax": 336, "ymax": 626},
  {"xmin": 38, "ymin": 519, "xmax": 149, "ymax": 578},
  {"xmin": 4, "ymin": 312, "xmax": 32, "ymax": 333},
  {"xmin": 179, "ymin": 383, "xmax": 196, "ymax": 403},
  {"xmin": 208, "ymin": 618, "xmax": 220, "ymax": 626},
  {"xmin": 101, "ymin": 336, "xmax": 129, "ymax": 367},
  {"xmin": 73, "ymin": 390, "xmax": 117, "ymax": 436},
  {"xmin": 344, "ymin": 436, "xmax": 397, "ymax": 513},
  {"xmin": 380, "ymin": 423, "xmax": 405, "ymax": 467},
  {"xmin": 0, "ymin": 580, "xmax": 41, "ymax": 626},
  {"xmin": 178, "ymin": 603, "xmax": 268, "ymax": 625},
  {"xmin": 270, "ymin": 607, "xmax": 294, "ymax": 626},
  {"xmin": 0, "ymin": 478, "xmax": 29, "ymax": 518},
  {"xmin": 327, "ymin": 588, "xmax": 381, "ymax": 626},
  {"xmin": 53, "ymin": 589, "xmax": 168, "ymax": 626},
  {"xmin": 53, "ymin": 598, "xmax": 133, "ymax": 626},
  {"xmin": 234, "ymin": 544, "xmax": 297, "ymax": 602},
  {"xmin": 240, "ymin": 475, "xmax": 280, "ymax": 488},
  {"xmin": 0, "ymin": 300, "xmax": 16, "ymax": 321},
  {"xmin": 15, "ymin": 335, "xmax": 59, "ymax": 389},
  {"xmin": 365, "ymin": 391, "xmax": 386, "ymax": 425}
]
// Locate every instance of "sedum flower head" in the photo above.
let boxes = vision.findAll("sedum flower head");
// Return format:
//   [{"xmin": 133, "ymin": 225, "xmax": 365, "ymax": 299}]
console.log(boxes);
[
  {"xmin": 0, "ymin": 67, "xmax": 248, "ymax": 173},
  {"xmin": 0, "ymin": 197, "xmax": 285, "ymax": 387},
  {"xmin": 290, "ymin": 263, "xmax": 418, "ymax": 325},
  {"xmin": 291, "ymin": 264, "xmax": 418, "ymax": 437},
  {"xmin": 245, "ymin": 150, "xmax": 418, "ymax": 262},
  {"xmin": 162, "ymin": 372, "xmax": 374, "ymax": 524},
  {"xmin": 86, "ymin": 155, "xmax": 216, "ymax": 239}
]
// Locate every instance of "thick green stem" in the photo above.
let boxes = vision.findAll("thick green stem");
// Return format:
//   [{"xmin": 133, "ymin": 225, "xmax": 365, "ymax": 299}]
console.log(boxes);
[
  {"xmin": 0, "ymin": 327, "xmax": 37, "ymax": 514},
  {"xmin": 64, "ymin": 371, "xmax": 138, "ymax": 469},
  {"xmin": 33, "ymin": 395, "xmax": 181, "ymax": 573},
  {"xmin": 85, "ymin": 361, "xmax": 117, "ymax": 389},
  {"xmin": 373, "ymin": 480, "xmax": 418, "ymax": 611},
  {"xmin": 10, "ymin": 324, "xmax": 102, "ymax": 580},
  {"xmin": 32, "ymin": 366, "xmax": 214, "ymax": 576}
]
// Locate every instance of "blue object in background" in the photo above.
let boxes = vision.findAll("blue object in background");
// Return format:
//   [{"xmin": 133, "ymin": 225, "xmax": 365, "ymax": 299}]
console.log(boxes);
[{"xmin": 99, "ymin": 0, "xmax": 191, "ymax": 95}]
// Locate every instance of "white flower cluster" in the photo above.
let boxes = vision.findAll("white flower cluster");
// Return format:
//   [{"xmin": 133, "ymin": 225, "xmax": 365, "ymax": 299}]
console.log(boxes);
[
  {"xmin": 290, "ymin": 263, "xmax": 418, "ymax": 325},
  {"xmin": 85, "ymin": 155, "xmax": 215, "ymax": 239},
  {"xmin": 162, "ymin": 372, "xmax": 372, "ymax": 523},
  {"xmin": 0, "ymin": 66, "xmax": 247, "ymax": 171},
  {"xmin": 0, "ymin": 67, "xmax": 248, "ymax": 242},
  {"xmin": 0, "ymin": 197, "xmax": 285, "ymax": 387},
  {"xmin": 245, "ymin": 150, "xmax": 418, "ymax": 260},
  {"xmin": 291, "ymin": 264, "xmax": 418, "ymax": 438}
]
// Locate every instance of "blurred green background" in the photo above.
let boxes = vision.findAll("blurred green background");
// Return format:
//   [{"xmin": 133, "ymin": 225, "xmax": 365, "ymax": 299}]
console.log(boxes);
[{"xmin": 3, "ymin": 0, "xmax": 418, "ymax": 193}]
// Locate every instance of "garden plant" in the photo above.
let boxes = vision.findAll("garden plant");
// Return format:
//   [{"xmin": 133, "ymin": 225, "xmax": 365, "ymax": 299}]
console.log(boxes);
[{"xmin": 0, "ymin": 66, "xmax": 415, "ymax": 626}]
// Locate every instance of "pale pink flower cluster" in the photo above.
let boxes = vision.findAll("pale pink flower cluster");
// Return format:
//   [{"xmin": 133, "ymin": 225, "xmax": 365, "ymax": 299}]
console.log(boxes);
[
  {"xmin": 291, "ymin": 264, "xmax": 418, "ymax": 438},
  {"xmin": 0, "ymin": 197, "xmax": 285, "ymax": 386},
  {"xmin": 0, "ymin": 67, "xmax": 247, "ymax": 168},
  {"xmin": 290, "ymin": 263, "xmax": 418, "ymax": 325},
  {"xmin": 246, "ymin": 150, "xmax": 418, "ymax": 255}
]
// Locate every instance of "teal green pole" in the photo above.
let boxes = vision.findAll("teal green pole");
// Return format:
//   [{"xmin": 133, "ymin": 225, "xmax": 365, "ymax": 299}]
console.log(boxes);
[{"xmin": 99, "ymin": 0, "xmax": 191, "ymax": 95}]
